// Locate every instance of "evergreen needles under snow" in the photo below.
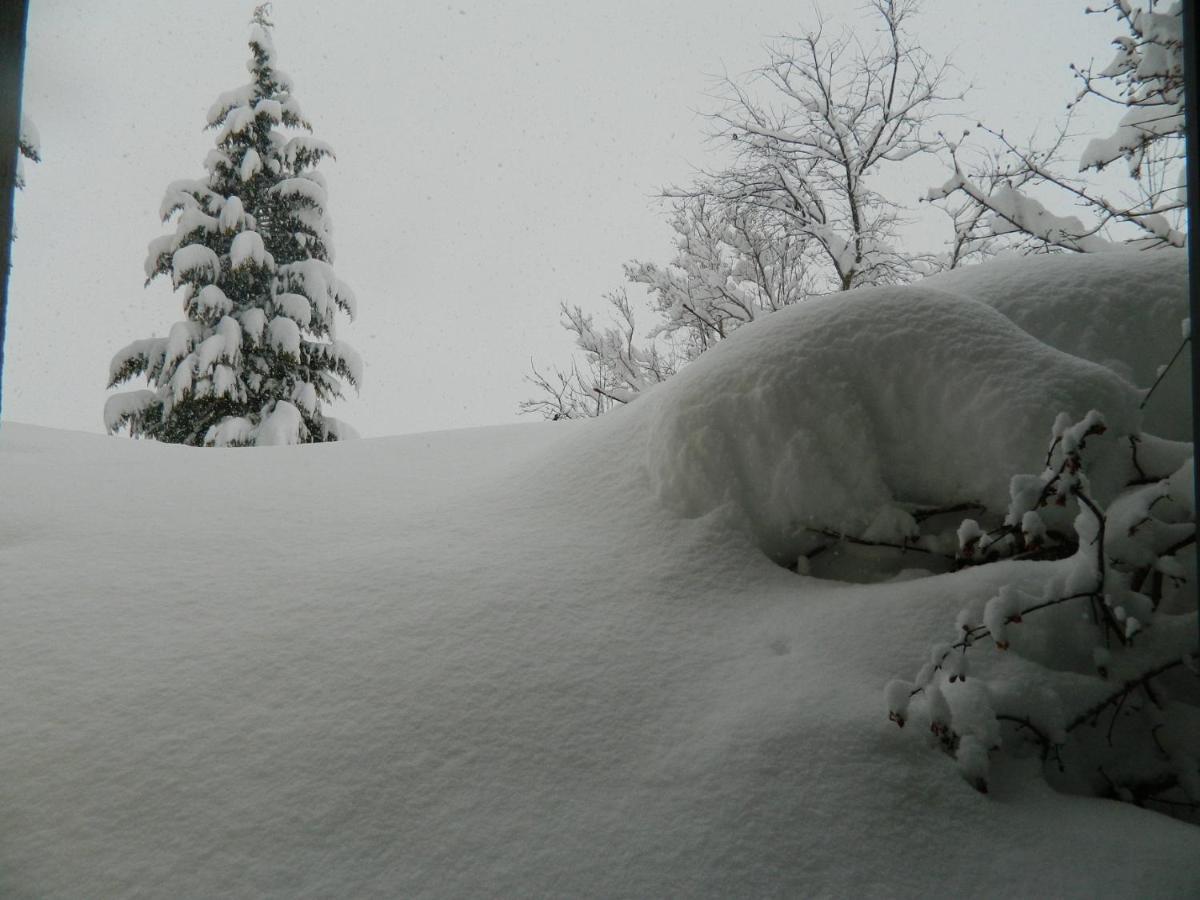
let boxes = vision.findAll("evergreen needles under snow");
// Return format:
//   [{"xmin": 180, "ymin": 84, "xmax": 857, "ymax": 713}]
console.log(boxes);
[{"xmin": 104, "ymin": 5, "xmax": 359, "ymax": 446}]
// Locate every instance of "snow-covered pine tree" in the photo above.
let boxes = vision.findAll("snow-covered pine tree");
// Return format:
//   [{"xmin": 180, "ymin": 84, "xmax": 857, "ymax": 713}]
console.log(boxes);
[{"xmin": 105, "ymin": 4, "xmax": 361, "ymax": 446}]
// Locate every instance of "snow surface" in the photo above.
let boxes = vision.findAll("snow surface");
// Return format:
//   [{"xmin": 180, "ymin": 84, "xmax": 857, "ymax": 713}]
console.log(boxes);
[
  {"xmin": 925, "ymin": 248, "xmax": 1192, "ymax": 440},
  {"xmin": 2, "ymin": 252, "xmax": 1198, "ymax": 896},
  {"xmin": 642, "ymin": 280, "xmax": 1139, "ymax": 564}
]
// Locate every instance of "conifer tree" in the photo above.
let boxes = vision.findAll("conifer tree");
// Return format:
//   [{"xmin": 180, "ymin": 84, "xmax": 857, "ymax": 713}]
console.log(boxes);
[{"xmin": 105, "ymin": 4, "xmax": 361, "ymax": 446}]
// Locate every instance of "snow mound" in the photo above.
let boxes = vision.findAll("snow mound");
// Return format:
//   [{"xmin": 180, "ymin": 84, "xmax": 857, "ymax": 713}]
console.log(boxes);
[
  {"xmin": 924, "ymin": 248, "xmax": 1190, "ymax": 439},
  {"xmin": 638, "ymin": 282, "xmax": 1140, "ymax": 564},
  {"xmin": 1, "ymin": 253, "xmax": 1195, "ymax": 897}
]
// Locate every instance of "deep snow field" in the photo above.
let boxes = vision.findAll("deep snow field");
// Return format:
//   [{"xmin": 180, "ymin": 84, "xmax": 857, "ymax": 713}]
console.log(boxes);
[{"xmin": 2, "ymin": 251, "xmax": 1199, "ymax": 897}]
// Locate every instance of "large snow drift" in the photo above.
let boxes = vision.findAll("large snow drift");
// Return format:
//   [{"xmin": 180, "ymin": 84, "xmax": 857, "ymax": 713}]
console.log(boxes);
[
  {"xmin": 642, "ymin": 282, "xmax": 1141, "ymax": 564},
  {"xmin": 925, "ymin": 249, "xmax": 1191, "ymax": 440},
  {"xmin": 642, "ymin": 248, "xmax": 1190, "ymax": 564},
  {"xmin": 1, "ymin": 251, "xmax": 1197, "ymax": 897}
]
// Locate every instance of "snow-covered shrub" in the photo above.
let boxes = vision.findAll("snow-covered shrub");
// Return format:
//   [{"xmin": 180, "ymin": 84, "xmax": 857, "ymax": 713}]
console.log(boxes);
[
  {"xmin": 105, "ymin": 5, "xmax": 359, "ymax": 446},
  {"xmin": 887, "ymin": 411, "xmax": 1199, "ymax": 818}
]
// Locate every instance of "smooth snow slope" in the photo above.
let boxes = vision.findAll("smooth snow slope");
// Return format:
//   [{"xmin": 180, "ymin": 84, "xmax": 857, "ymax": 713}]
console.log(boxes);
[{"xmin": 2, "ymin": 253, "xmax": 1198, "ymax": 897}]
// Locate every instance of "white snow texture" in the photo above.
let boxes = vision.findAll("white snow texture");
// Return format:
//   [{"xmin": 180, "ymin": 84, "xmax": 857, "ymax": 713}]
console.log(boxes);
[{"xmin": 1, "ymin": 250, "xmax": 1197, "ymax": 897}]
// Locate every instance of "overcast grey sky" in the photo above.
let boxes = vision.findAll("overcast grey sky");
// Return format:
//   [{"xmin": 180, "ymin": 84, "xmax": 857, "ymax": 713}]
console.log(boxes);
[{"xmin": 6, "ymin": 0, "xmax": 1115, "ymax": 437}]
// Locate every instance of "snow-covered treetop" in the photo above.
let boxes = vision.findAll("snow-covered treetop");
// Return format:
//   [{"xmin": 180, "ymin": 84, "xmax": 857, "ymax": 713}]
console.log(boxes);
[{"xmin": 150, "ymin": 6, "xmax": 337, "ymax": 281}]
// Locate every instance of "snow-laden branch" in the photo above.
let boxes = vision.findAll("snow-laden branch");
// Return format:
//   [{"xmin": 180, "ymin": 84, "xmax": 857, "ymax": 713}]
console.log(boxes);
[{"xmin": 927, "ymin": 1, "xmax": 1185, "ymax": 252}]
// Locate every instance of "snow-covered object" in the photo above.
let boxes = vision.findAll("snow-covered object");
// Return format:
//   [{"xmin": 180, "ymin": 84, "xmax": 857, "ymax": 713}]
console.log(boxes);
[
  {"xmin": 641, "ymin": 281, "xmax": 1139, "ymax": 563},
  {"xmin": 925, "ymin": 684, "xmax": 952, "ymax": 731},
  {"xmin": 15, "ymin": 114, "xmax": 40, "ymax": 189},
  {"xmin": 283, "ymin": 134, "xmax": 334, "ymax": 168},
  {"xmin": 163, "ymin": 320, "xmax": 202, "ymax": 368},
  {"xmin": 266, "ymin": 316, "xmax": 301, "ymax": 356},
  {"xmin": 1020, "ymin": 510, "xmax": 1047, "ymax": 547},
  {"xmin": 291, "ymin": 380, "xmax": 318, "ymax": 415},
  {"xmin": 975, "ymin": 182, "xmax": 1114, "ymax": 252},
  {"xmin": 203, "ymin": 399, "xmax": 304, "ymax": 447},
  {"xmin": 105, "ymin": 8, "xmax": 358, "ymax": 446},
  {"xmin": 311, "ymin": 338, "xmax": 363, "ymax": 388},
  {"xmin": 227, "ymin": 299, "xmax": 263, "ymax": 340},
  {"xmin": 862, "ymin": 505, "xmax": 919, "ymax": 544},
  {"xmin": 170, "ymin": 244, "xmax": 220, "ymax": 286},
  {"xmin": 194, "ymin": 284, "xmax": 233, "ymax": 318},
  {"xmin": 884, "ymin": 678, "xmax": 913, "ymax": 725},
  {"xmin": 955, "ymin": 734, "xmax": 990, "ymax": 791},
  {"xmin": 176, "ymin": 207, "xmax": 219, "ymax": 238},
  {"xmin": 193, "ymin": 332, "xmax": 229, "ymax": 374},
  {"xmin": 216, "ymin": 105, "xmax": 257, "ymax": 142},
  {"xmin": 18, "ymin": 114, "xmax": 40, "ymax": 160},
  {"xmin": 274, "ymin": 291, "xmax": 312, "ymax": 327},
  {"xmin": 983, "ymin": 586, "xmax": 1025, "ymax": 648},
  {"xmin": 277, "ymin": 258, "xmax": 357, "ymax": 323},
  {"xmin": 957, "ymin": 519, "xmax": 983, "ymax": 556},
  {"xmin": 923, "ymin": 249, "xmax": 1189, "ymax": 439},
  {"xmin": 229, "ymin": 230, "xmax": 272, "ymax": 270},
  {"xmin": 248, "ymin": 21, "xmax": 277, "ymax": 64},
  {"xmin": 206, "ymin": 84, "xmax": 256, "ymax": 127},
  {"xmin": 217, "ymin": 195, "xmax": 249, "ymax": 233},
  {"xmin": 253, "ymin": 400, "xmax": 303, "ymax": 446},
  {"xmin": 203, "ymin": 416, "xmax": 255, "ymax": 447},
  {"xmin": 101, "ymin": 390, "xmax": 156, "ymax": 434},
  {"xmin": 107, "ymin": 337, "xmax": 167, "ymax": 386},
  {"xmin": 892, "ymin": 387, "xmax": 1197, "ymax": 819},
  {"xmin": 1078, "ymin": 1, "xmax": 1183, "ymax": 180},
  {"xmin": 158, "ymin": 178, "xmax": 210, "ymax": 221},
  {"xmin": 238, "ymin": 147, "xmax": 262, "ymax": 181},
  {"xmin": 272, "ymin": 176, "xmax": 327, "ymax": 207},
  {"xmin": 254, "ymin": 97, "xmax": 283, "ymax": 123}
]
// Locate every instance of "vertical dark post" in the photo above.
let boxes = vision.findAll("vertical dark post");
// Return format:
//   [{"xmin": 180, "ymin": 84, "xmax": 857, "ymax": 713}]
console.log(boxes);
[
  {"xmin": 1187, "ymin": 1, "xmax": 1200, "ymax": 647},
  {"xmin": 0, "ymin": 0, "xmax": 30, "ymax": 427}
]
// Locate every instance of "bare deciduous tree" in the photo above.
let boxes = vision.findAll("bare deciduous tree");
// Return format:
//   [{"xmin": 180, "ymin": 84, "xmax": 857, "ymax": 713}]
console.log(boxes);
[
  {"xmin": 699, "ymin": 0, "xmax": 956, "ymax": 291},
  {"xmin": 522, "ymin": 195, "xmax": 810, "ymax": 420},
  {"xmin": 524, "ymin": 1, "xmax": 957, "ymax": 420},
  {"xmin": 626, "ymin": 196, "xmax": 810, "ymax": 355},
  {"xmin": 519, "ymin": 290, "xmax": 677, "ymax": 420}
]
